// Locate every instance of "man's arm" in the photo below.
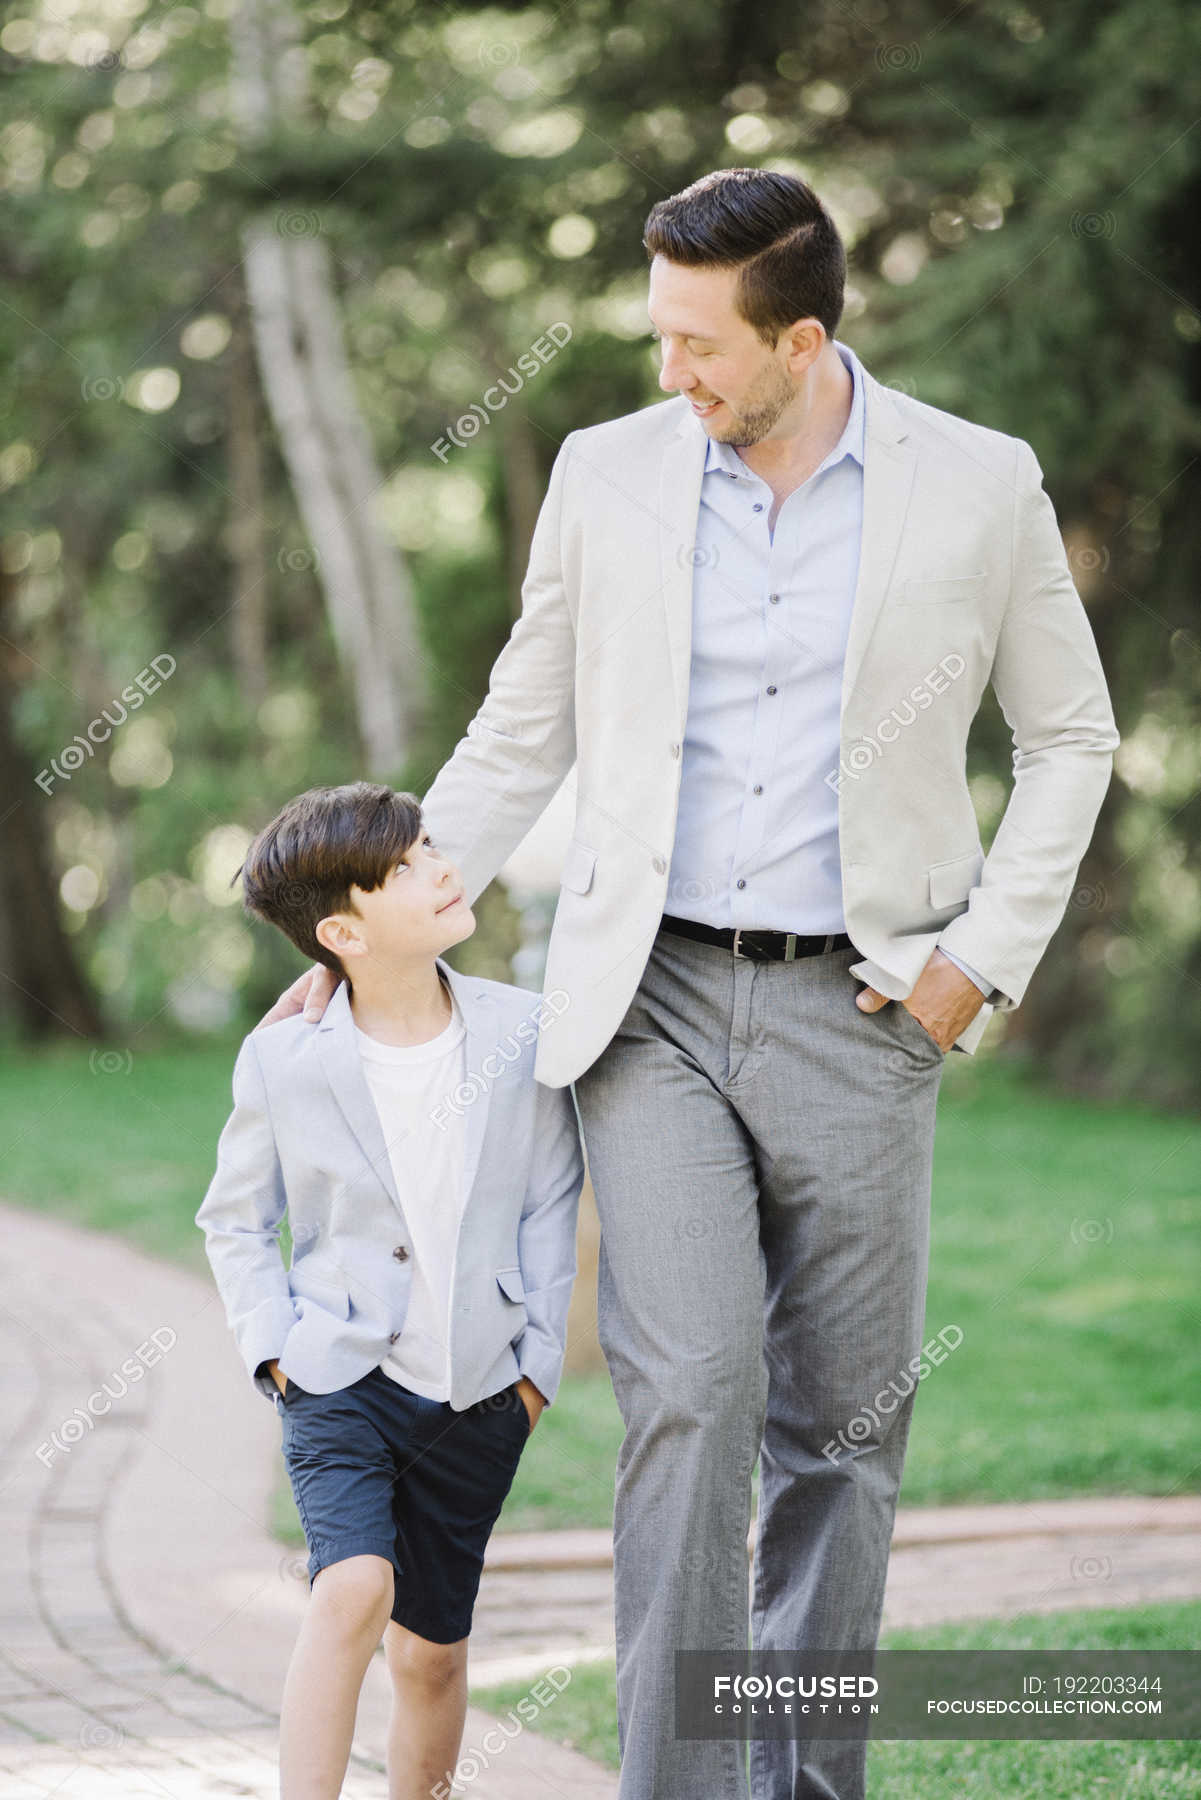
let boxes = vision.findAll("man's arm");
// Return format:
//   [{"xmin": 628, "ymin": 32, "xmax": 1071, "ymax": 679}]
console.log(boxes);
[
  {"xmin": 256, "ymin": 430, "xmax": 583, "ymax": 1031},
  {"xmin": 420, "ymin": 430, "xmax": 581, "ymax": 902},
  {"xmin": 935, "ymin": 438, "xmax": 1120, "ymax": 1007},
  {"xmin": 511, "ymin": 1081, "xmax": 585, "ymax": 1421},
  {"xmin": 194, "ymin": 1036, "xmax": 297, "ymax": 1399}
]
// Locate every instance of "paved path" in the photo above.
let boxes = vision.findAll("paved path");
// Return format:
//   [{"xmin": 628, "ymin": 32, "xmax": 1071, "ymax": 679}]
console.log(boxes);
[{"xmin": 2, "ymin": 1198, "xmax": 1198, "ymax": 1797}]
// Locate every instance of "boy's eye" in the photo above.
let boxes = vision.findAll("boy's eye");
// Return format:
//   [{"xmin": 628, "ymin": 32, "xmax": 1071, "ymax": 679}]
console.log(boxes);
[{"xmin": 392, "ymin": 835, "xmax": 434, "ymax": 875}]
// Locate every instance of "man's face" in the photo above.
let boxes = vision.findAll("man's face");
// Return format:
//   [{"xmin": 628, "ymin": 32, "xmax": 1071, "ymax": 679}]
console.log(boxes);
[
  {"xmin": 647, "ymin": 255, "xmax": 813, "ymax": 446},
  {"xmin": 323, "ymin": 829, "xmax": 476, "ymax": 972}
]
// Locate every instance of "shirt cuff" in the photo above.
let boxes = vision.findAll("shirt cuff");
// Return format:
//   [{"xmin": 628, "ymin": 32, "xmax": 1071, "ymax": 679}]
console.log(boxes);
[{"xmin": 939, "ymin": 948, "xmax": 998, "ymax": 1001}]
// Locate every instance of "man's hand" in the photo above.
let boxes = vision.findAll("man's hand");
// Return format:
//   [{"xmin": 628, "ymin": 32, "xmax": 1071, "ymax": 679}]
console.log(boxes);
[
  {"xmin": 255, "ymin": 962, "xmax": 342, "ymax": 1030},
  {"xmin": 855, "ymin": 947, "xmax": 985, "ymax": 1053},
  {"xmin": 514, "ymin": 1376, "xmax": 546, "ymax": 1434},
  {"xmin": 265, "ymin": 1357, "xmax": 287, "ymax": 1397}
]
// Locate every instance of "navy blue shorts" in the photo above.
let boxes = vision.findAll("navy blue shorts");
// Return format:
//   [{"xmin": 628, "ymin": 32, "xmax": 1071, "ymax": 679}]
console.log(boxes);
[{"xmin": 276, "ymin": 1365, "xmax": 529, "ymax": 1643}]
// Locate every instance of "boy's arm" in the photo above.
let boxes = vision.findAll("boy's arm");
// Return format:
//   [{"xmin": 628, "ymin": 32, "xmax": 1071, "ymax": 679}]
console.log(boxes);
[
  {"xmin": 195, "ymin": 1035, "xmax": 298, "ymax": 1401},
  {"xmin": 512, "ymin": 1079, "xmax": 585, "ymax": 1408}
]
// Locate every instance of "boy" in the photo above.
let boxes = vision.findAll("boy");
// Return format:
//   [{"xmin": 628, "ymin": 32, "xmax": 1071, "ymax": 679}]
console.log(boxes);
[{"xmin": 194, "ymin": 781, "xmax": 584, "ymax": 1800}]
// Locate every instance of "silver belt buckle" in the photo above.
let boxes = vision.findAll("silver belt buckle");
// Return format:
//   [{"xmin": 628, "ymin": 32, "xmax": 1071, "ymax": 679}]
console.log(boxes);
[
  {"xmin": 782, "ymin": 932, "xmax": 798, "ymax": 961},
  {"xmin": 732, "ymin": 927, "xmax": 745, "ymax": 959}
]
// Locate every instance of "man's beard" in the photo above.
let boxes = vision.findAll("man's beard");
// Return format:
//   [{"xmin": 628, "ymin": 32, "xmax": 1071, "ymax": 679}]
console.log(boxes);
[{"xmin": 706, "ymin": 360, "xmax": 797, "ymax": 446}]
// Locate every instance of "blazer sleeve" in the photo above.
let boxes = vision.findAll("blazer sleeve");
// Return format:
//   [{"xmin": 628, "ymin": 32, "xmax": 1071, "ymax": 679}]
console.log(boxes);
[
  {"xmin": 194, "ymin": 1034, "xmax": 298, "ymax": 1401},
  {"xmin": 512, "ymin": 1079, "xmax": 585, "ymax": 1406},
  {"xmin": 937, "ymin": 439, "xmax": 1121, "ymax": 1008},
  {"xmin": 420, "ymin": 431, "xmax": 580, "ymax": 903}
]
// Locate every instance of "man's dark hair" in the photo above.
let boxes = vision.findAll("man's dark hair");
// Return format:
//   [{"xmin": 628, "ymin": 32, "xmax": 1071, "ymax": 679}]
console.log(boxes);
[
  {"xmin": 237, "ymin": 782, "xmax": 424, "ymax": 978},
  {"xmin": 643, "ymin": 167, "xmax": 846, "ymax": 347}
]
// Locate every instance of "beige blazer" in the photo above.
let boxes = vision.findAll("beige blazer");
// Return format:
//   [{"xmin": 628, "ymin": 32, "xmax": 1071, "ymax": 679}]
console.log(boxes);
[{"xmin": 421, "ymin": 370, "xmax": 1120, "ymax": 1087}]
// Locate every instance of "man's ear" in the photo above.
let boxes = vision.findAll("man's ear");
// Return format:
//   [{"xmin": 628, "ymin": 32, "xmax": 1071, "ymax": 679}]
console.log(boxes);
[{"xmin": 781, "ymin": 317, "xmax": 825, "ymax": 373}]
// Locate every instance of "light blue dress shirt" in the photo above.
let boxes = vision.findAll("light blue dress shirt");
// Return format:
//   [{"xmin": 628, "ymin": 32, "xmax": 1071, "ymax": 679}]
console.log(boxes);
[{"xmin": 665, "ymin": 339, "xmax": 998, "ymax": 1000}]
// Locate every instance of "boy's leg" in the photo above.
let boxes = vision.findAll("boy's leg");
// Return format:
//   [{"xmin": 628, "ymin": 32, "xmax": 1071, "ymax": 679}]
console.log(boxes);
[
  {"xmin": 382, "ymin": 1621, "xmax": 468, "ymax": 1800},
  {"xmin": 279, "ymin": 1552, "xmax": 396, "ymax": 1800}
]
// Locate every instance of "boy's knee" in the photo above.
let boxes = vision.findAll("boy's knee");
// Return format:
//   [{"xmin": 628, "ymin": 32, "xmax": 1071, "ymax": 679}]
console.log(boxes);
[
  {"xmin": 312, "ymin": 1553, "xmax": 395, "ymax": 1631},
  {"xmin": 385, "ymin": 1624, "xmax": 467, "ymax": 1689}
]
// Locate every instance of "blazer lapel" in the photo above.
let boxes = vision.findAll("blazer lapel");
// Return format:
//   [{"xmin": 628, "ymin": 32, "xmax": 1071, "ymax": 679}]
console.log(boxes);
[
  {"xmin": 839, "ymin": 371, "xmax": 915, "ymax": 719},
  {"xmin": 316, "ymin": 961, "xmax": 496, "ymax": 1229},
  {"xmin": 317, "ymin": 981, "xmax": 408, "ymax": 1224},
  {"xmin": 439, "ymin": 961, "xmax": 497, "ymax": 1206}
]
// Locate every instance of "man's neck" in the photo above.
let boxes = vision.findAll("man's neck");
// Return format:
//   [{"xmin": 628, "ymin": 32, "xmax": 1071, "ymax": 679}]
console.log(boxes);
[
  {"xmin": 734, "ymin": 344, "xmax": 853, "ymax": 494},
  {"xmin": 348, "ymin": 960, "xmax": 453, "ymax": 1047}
]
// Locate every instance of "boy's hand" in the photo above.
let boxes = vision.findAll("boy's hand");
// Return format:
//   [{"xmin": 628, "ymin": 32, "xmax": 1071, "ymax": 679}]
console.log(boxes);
[
  {"xmin": 515, "ymin": 1376, "xmax": 546, "ymax": 1434},
  {"xmin": 255, "ymin": 962, "xmax": 342, "ymax": 1030}
]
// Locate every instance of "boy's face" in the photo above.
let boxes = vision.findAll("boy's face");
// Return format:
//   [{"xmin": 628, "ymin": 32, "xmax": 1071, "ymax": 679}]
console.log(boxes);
[{"xmin": 320, "ymin": 829, "xmax": 476, "ymax": 973}]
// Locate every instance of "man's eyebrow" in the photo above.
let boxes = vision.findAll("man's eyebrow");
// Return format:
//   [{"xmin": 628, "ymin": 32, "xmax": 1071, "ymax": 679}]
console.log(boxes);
[{"xmin": 647, "ymin": 317, "xmax": 718, "ymax": 343}]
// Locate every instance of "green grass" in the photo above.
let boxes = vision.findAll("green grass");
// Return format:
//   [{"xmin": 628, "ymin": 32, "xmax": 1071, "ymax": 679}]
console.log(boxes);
[
  {"xmin": 1, "ymin": 1035, "xmax": 1197, "ymax": 1534},
  {"xmin": 471, "ymin": 1600, "xmax": 1201, "ymax": 1791}
]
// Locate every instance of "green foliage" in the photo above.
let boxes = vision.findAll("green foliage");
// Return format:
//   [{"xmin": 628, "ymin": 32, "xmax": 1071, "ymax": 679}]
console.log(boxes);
[{"xmin": 1, "ymin": 0, "xmax": 1197, "ymax": 1094}]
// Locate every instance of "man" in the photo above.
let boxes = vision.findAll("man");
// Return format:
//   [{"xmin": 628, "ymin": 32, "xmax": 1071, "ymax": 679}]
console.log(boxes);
[{"xmin": 270, "ymin": 168, "xmax": 1120, "ymax": 1799}]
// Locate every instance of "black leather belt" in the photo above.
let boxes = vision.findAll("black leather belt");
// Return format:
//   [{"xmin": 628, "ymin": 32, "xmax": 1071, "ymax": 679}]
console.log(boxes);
[{"xmin": 660, "ymin": 915, "xmax": 854, "ymax": 962}]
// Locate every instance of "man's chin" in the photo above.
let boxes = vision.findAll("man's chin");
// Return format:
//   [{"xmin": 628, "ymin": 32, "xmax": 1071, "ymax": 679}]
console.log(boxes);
[{"xmin": 706, "ymin": 417, "xmax": 757, "ymax": 447}]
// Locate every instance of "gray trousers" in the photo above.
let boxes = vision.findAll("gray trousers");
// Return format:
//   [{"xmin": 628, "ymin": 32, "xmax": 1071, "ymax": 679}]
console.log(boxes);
[{"xmin": 572, "ymin": 926, "xmax": 946, "ymax": 1800}]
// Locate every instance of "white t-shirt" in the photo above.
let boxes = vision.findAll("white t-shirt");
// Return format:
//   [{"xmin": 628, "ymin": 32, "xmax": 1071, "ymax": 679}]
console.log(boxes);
[{"xmin": 354, "ymin": 984, "xmax": 467, "ymax": 1400}]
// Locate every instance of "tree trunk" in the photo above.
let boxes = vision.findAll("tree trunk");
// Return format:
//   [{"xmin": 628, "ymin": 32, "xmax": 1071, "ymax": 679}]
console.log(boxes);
[
  {"xmin": 230, "ymin": 0, "xmax": 427, "ymax": 777},
  {"xmin": 227, "ymin": 289, "xmax": 270, "ymax": 709},
  {"xmin": 0, "ymin": 572, "xmax": 105, "ymax": 1040}
]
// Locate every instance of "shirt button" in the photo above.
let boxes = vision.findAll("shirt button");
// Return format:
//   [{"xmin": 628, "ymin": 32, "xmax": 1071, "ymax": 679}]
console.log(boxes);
[
  {"xmin": 393, "ymin": 1245, "xmax": 409, "ymax": 1262},
  {"xmin": 766, "ymin": 685, "xmax": 778, "ymax": 696},
  {"xmin": 769, "ymin": 593, "xmax": 780, "ymax": 604},
  {"xmin": 753, "ymin": 784, "xmax": 763, "ymax": 795},
  {"xmin": 652, "ymin": 856, "xmax": 666, "ymax": 874},
  {"xmin": 752, "ymin": 503, "xmax": 764, "ymax": 512},
  {"xmin": 388, "ymin": 1331, "xmax": 401, "ymax": 1343},
  {"xmin": 670, "ymin": 742, "xmax": 681, "ymax": 758},
  {"xmin": 736, "ymin": 879, "xmax": 747, "ymax": 889}
]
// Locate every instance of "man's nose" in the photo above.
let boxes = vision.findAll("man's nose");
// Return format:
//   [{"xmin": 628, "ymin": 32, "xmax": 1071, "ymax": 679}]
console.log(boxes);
[{"xmin": 658, "ymin": 350, "xmax": 696, "ymax": 394}]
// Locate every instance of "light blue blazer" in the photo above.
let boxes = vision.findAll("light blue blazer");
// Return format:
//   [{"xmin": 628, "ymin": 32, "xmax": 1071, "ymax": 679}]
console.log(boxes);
[{"xmin": 195, "ymin": 958, "xmax": 584, "ymax": 1411}]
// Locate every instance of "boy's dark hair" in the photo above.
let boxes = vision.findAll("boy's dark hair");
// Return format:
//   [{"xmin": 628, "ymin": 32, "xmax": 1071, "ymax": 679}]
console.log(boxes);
[
  {"xmin": 237, "ymin": 782, "xmax": 423, "ymax": 978},
  {"xmin": 643, "ymin": 167, "xmax": 846, "ymax": 347}
]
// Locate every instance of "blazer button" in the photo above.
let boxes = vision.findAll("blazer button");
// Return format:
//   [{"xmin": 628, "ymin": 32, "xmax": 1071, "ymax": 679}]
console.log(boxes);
[{"xmin": 393, "ymin": 1245, "xmax": 409, "ymax": 1262}]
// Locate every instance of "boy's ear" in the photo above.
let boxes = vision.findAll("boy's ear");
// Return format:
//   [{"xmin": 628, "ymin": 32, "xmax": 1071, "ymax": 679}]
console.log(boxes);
[{"xmin": 315, "ymin": 912, "xmax": 363, "ymax": 961}]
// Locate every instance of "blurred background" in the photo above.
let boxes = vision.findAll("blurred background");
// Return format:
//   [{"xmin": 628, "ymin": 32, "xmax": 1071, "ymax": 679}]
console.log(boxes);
[
  {"xmin": 1, "ymin": 0, "xmax": 1199, "ymax": 1779},
  {"xmin": 2, "ymin": 0, "xmax": 1198, "ymax": 1097}
]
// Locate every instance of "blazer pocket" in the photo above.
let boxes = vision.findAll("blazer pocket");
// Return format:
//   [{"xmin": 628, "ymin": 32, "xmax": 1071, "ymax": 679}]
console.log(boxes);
[
  {"xmin": 289, "ymin": 1265, "xmax": 352, "ymax": 1319},
  {"xmin": 496, "ymin": 1266, "xmax": 526, "ymax": 1303},
  {"xmin": 559, "ymin": 837, "xmax": 597, "ymax": 896},
  {"xmin": 928, "ymin": 848, "xmax": 984, "ymax": 909},
  {"xmin": 898, "ymin": 572, "xmax": 986, "ymax": 605}
]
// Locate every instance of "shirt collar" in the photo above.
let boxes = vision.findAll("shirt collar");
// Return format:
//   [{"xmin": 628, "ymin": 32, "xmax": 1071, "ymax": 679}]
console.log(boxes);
[{"xmin": 700, "ymin": 338, "xmax": 865, "ymax": 481}]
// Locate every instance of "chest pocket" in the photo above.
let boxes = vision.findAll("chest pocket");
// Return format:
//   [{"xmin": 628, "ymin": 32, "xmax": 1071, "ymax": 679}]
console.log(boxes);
[{"xmin": 897, "ymin": 572, "xmax": 986, "ymax": 605}]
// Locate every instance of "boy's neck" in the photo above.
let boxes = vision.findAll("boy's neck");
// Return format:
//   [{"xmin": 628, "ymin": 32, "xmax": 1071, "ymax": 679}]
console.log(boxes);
[{"xmin": 346, "ymin": 958, "xmax": 453, "ymax": 1047}]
